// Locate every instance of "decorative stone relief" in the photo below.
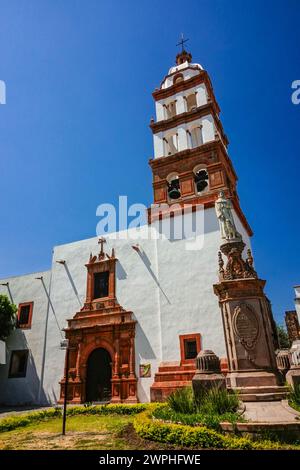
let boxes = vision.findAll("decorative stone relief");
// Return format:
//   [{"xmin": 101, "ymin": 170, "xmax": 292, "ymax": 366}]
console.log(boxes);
[{"xmin": 233, "ymin": 303, "xmax": 259, "ymax": 350}]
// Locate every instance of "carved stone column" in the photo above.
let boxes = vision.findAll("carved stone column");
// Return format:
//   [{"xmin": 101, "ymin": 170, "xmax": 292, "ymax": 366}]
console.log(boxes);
[{"xmin": 213, "ymin": 240, "xmax": 287, "ymax": 400}]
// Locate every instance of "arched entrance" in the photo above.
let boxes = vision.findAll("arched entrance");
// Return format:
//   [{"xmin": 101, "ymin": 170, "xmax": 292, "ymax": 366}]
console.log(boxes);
[{"xmin": 86, "ymin": 348, "xmax": 112, "ymax": 403}]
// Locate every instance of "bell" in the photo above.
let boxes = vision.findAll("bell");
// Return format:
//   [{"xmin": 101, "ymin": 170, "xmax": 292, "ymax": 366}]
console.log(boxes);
[
  {"xmin": 195, "ymin": 170, "xmax": 208, "ymax": 193},
  {"xmin": 168, "ymin": 187, "xmax": 181, "ymax": 199},
  {"xmin": 196, "ymin": 180, "xmax": 208, "ymax": 193}
]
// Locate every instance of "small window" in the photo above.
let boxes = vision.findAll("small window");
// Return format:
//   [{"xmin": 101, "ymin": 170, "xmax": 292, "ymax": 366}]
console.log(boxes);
[
  {"xmin": 164, "ymin": 101, "xmax": 176, "ymax": 119},
  {"xmin": 184, "ymin": 339, "xmax": 197, "ymax": 360},
  {"xmin": 9, "ymin": 350, "xmax": 29, "ymax": 378},
  {"xmin": 190, "ymin": 126, "xmax": 203, "ymax": 148},
  {"xmin": 173, "ymin": 73, "xmax": 184, "ymax": 85},
  {"xmin": 186, "ymin": 93, "xmax": 197, "ymax": 112},
  {"xmin": 93, "ymin": 271, "xmax": 109, "ymax": 299},
  {"xmin": 17, "ymin": 302, "xmax": 33, "ymax": 329},
  {"xmin": 164, "ymin": 134, "xmax": 178, "ymax": 156},
  {"xmin": 179, "ymin": 333, "xmax": 201, "ymax": 364}
]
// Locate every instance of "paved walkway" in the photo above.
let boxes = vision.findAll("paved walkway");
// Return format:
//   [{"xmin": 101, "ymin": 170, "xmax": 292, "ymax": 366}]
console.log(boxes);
[{"xmin": 244, "ymin": 400, "xmax": 300, "ymax": 423}]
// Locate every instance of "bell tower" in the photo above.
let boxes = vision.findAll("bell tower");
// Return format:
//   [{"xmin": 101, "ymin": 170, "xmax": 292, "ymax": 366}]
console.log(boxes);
[{"xmin": 148, "ymin": 46, "xmax": 251, "ymax": 236}]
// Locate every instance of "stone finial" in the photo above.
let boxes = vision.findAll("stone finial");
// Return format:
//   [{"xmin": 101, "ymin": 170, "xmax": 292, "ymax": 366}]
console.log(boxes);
[
  {"xmin": 276, "ymin": 349, "xmax": 291, "ymax": 374},
  {"xmin": 175, "ymin": 50, "xmax": 192, "ymax": 65},
  {"xmin": 192, "ymin": 350, "xmax": 226, "ymax": 397},
  {"xmin": 196, "ymin": 350, "xmax": 221, "ymax": 373}
]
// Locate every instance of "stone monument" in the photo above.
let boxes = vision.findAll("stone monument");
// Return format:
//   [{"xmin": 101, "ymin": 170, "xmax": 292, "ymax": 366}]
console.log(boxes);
[
  {"xmin": 213, "ymin": 192, "xmax": 287, "ymax": 401},
  {"xmin": 192, "ymin": 350, "xmax": 226, "ymax": 400}
]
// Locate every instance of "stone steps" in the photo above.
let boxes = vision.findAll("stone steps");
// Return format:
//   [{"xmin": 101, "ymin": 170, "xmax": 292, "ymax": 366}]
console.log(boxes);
[{"xmin": 230, "ymin": 385, "xmax": 289, "ymax": 402}]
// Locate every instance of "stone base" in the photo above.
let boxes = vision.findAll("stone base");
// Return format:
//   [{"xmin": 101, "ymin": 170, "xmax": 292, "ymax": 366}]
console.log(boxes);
[
  {"xmin": 286, "ymin": 367, "xmax": 300, "ymax": 389},
  {"xmin": 226, "ymin": 370, "xmax": 288, "ymax": 401},
  {"xmin": 192, "ymin": 372, "xmax": 226, "ymax": 399},
  {"xmin": 227, "ymin": 370, "xmax": 280, "ymax": 388}
]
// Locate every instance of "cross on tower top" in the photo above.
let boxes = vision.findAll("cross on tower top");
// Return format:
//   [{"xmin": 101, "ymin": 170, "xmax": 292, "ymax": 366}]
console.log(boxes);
[{"xmin": 176, "ymin": 33, "xmax": 189, "ymax": 53}]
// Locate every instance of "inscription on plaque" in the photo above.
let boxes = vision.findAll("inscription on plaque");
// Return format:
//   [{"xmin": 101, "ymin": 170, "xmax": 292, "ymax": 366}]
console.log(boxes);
[{"xmin": 233, "ymin": 304, "xmax": 259, "ymax": 350}]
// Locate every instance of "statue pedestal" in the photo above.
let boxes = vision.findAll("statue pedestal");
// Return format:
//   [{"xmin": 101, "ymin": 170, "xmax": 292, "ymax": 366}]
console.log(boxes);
[{"xmin": 214, "ymin": 241, "xmax": 288, "ymax": 401}]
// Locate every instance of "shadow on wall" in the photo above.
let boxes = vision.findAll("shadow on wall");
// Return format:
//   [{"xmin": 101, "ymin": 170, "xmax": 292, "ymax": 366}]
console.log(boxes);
[
  {"xmin": 116, "ymin": 261, "xmax": 127, "ymax": 280},
  {"xmin": 0, "ymin": 329, "xmax": 50, "ymax": 407},
  {"xmin": 135, "ymin": 249, "xmax": 171, "ymax": 305}
]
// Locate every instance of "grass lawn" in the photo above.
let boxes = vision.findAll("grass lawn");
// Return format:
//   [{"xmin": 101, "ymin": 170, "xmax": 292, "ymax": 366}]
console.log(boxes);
[{"xmin": 0, "ymin": 414, "xmax": 172, "ymax": 450}]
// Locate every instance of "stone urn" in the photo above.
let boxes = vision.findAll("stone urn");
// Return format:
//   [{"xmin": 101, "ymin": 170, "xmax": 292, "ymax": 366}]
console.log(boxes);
[{"xmin": 192, "ymin": 350, "xmax": 226, "ymax": 400}]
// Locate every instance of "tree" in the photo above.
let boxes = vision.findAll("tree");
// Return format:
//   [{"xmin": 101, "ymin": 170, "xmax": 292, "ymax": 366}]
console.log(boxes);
[
  {"xmin": 276, "ymin": 323, "xmax": 290, "ymax": 349},
  {"xmin": 0, "ymin": 294, "xmax": 17, "ymax": 341}
]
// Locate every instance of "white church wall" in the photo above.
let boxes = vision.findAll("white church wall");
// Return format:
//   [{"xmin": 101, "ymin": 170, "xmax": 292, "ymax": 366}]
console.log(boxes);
[
  {"xmin": 155, "ymin": 101, "xmax": 165, "ymax": 122},
  {"xmin": 153, "ymin": 132, "xmax": 164, "ymax": 158},
  {"xmin": 152, "ymin": 207, "xmax": 227, "ymax": 362},
  {"xmin": 0, "ymin": 271, "xmax": 51, "ymax": 405}
]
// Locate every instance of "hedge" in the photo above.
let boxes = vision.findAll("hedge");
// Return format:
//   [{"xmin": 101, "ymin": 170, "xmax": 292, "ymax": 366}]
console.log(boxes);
[
  {"xmin": 0, "ymin": 403, "xmax": 148, "ymax": 433},
  {"xmin": 133, "ymin": 409, "xmax": 295, "ymax": 450}
]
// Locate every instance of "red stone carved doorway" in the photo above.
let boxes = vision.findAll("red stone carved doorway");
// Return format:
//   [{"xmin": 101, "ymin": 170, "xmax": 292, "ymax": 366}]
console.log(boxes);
[
  {"xmin": 58, "ymin": 244, "xmax": 138, "ymax": 404},
  {"xmin": 86, "ymin": 348, "xmax": 112, "ymax": 403}
]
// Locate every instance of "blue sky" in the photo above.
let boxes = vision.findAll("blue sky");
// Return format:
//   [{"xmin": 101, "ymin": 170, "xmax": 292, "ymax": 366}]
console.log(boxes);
[{"xmin": 0, "ymin": 0, "xmax": 299, "ymax": 323}]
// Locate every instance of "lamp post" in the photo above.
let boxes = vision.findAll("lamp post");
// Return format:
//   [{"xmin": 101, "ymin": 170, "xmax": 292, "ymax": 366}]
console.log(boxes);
[{"xmin": 60, "ymin": 338, "xmax": 70, "ymax": 436}]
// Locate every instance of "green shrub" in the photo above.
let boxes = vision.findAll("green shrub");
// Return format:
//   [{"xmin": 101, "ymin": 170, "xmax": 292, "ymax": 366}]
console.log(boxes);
[
  {"xmin": 288, "ymin": 383, "xmax": 300, "ymax": 409},
  {"xmin": 134, "ymin": 408, "xmax": 298, "ymax": 450},
  {"xmin": 167, "ymin": 387, "xmax": 195, "ymax": 414},
  {"xmin": 199, "ymin": 387, "xmax": 239, "ymax": 415},
  {"xmin": 66, "ymin": 403, "xmax": 147, "ymax": 417},
  {"xmin": 0, "ymin": 408, "xmax": 61, "ymax": 432},
  {"xmin": 152, "ymin": 405, "xmax": 243, "ymax": 431},
  {"xmin": 167, "ymin": 386, "xmax": 239, "ymax": 416}
]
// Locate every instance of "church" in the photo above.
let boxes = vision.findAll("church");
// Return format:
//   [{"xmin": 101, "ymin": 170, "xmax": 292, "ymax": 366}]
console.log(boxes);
[{"xmin": 0, "ymin": 48, "xmax": 255, "ymax": 405}]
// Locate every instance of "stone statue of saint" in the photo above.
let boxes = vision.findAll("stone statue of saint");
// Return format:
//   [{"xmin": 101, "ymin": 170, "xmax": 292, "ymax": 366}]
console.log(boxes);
[{"xmin": 215, "ymin": 191, "xmax": 241, "ymax": 240}]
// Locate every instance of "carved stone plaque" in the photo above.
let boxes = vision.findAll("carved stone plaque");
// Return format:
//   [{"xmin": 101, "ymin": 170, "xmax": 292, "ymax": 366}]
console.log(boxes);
[{"xmin": 233, "ymin": 303, "xmax": 259, "ymax": 350}]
